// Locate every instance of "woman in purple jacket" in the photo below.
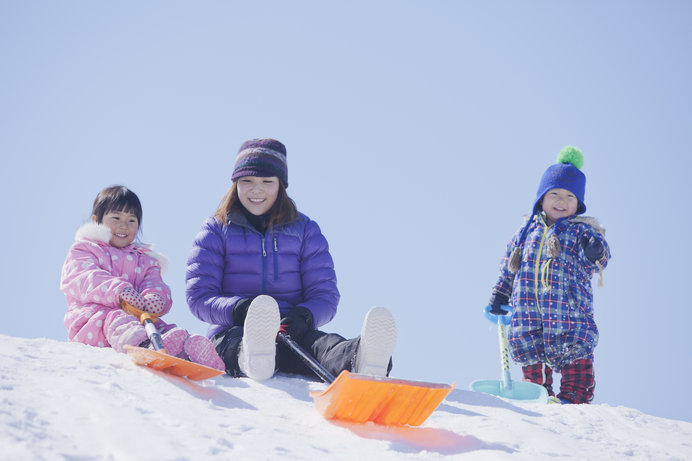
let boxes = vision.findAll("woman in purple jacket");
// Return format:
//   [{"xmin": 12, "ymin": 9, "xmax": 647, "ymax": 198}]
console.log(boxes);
[{"xmin": 185, "ymin": 138, "xmax": 396, "ymax": 381}]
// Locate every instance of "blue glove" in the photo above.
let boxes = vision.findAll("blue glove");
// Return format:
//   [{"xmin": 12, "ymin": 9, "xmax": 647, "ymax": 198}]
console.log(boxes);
[{"xmin": 579, "ymin": 235, "xmax": 605, "ymax": 263}]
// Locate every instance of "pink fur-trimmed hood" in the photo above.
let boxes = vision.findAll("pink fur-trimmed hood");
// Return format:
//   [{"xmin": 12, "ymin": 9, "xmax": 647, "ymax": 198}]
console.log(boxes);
[{"xmin": 74, "ymin": 222, "xmax": 169, "ymax": 275}]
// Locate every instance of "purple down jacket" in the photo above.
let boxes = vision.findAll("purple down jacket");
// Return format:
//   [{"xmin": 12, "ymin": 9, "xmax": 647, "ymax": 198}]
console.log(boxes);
[{"xmin": 186, "ymin": 212, "xmax": 340, "ymax": 337}]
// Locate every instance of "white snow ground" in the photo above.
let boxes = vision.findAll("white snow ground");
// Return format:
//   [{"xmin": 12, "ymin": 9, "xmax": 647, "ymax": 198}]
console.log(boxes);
[{"xmin": 1, "ymin": 334, "xmax": 690, "ymax": 461}]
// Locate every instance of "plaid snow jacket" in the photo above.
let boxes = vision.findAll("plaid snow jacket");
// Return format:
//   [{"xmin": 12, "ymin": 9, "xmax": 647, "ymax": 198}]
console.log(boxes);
[{"xmin": 493, "ymin": 214, "xmax": 610, "ymax": 371}]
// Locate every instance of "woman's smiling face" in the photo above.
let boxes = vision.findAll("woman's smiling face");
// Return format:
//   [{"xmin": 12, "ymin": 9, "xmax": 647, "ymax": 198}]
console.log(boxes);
[{"xmin": 237, "ymin": 176, "xmax": 280, "ymax": 216}]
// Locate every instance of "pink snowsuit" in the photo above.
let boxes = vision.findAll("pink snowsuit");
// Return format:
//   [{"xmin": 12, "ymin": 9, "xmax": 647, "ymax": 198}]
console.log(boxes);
[{"xmin": 60, "ymin": 222, "xmax": 176, "ymax": 352}]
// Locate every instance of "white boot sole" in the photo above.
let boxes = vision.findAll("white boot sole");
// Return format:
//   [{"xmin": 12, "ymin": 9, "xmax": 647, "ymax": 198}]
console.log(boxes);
[
  {"xmin": 355, "ymin": 306, "xmax": 397, "ymax": 377},
  {"xmin": 239, "ymin": 295, "xmax": 280, "ymax": 381}
]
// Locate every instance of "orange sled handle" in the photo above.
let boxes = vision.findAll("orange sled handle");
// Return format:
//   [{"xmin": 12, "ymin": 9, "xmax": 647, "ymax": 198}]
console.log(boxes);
[{"xmin": 121, "ymin": 300, "xmax": 167, "ymax": 353}]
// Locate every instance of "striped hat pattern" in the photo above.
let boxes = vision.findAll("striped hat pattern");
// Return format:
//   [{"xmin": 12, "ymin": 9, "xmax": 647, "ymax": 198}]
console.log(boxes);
[{"xmin": 231, "ymin": 138, "xmax": 288, "ymax": 187}]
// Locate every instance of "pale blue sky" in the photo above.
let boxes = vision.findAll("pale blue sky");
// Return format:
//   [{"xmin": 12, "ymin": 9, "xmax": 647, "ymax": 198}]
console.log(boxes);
[{"xmin": 2, "ymin": 1, "xmax": 690, "ymax": 422}]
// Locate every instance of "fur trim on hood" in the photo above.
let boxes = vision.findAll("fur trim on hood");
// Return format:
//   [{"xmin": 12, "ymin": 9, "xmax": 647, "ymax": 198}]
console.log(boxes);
[
  {"xmin": 75, "ymin": 221, "xmax": 112, "ymax": 244},
  {"xmin": 74, "ymin": 222, "xmax": 169, "ymax": 274},
  {"xmin": 570, "ymin": 216, "xmax": 606, "ymax": 236},
  {"xmin": 518, "ymin": 214, "xmax": 606, "ymax": 236}
]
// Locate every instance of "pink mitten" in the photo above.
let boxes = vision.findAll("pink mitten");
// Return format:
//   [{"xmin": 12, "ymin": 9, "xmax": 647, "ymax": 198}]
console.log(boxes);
[
  {"xmin": 119, "ymin": 287, "xmax": 146, "ymax": 311},
  {"xmin": 142, "ymin": 294, "xmax": 165, "ymax": 314}
]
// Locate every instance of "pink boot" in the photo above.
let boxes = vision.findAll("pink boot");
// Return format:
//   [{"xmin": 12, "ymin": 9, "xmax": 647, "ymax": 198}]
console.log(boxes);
[
  {"xmin": 159, "ymin": 328, "xmax": 189, "ymax": 357},
  {"xmin": 184, "ymin": 335, "xmax": 225, "ymax": 371}
]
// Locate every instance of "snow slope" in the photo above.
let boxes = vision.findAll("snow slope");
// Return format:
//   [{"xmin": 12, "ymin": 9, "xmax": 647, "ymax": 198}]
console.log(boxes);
[{"xmin": 1, "ymin": 335, "xmax": 690, "ymax": 461}]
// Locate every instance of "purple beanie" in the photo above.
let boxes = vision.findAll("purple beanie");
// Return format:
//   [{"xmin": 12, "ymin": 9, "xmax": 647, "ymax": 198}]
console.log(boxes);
[{"xmin": 231, "ymin": 138, "xmax": 288, "ymax": 187}]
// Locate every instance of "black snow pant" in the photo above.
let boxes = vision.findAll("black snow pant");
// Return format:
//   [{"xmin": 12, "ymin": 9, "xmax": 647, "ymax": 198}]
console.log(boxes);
[{"xmin": 211, "ymin": 327, "xmax": 392, "ymax": 379}]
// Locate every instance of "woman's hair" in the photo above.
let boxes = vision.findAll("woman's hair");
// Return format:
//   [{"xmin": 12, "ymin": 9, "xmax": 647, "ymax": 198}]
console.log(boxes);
[
  {"xmin": 92, "ymin": 185, "xmax": 143, "ymax": 226},
  {"xmin": 213, "ymin": 181, "xmax": 298, "ymax": 229}
]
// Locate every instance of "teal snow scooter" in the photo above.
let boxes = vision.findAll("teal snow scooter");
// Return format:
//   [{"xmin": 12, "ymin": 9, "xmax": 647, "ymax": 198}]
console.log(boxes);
[{"xmin": 470, "ymin": 305, "xmax": 548, "ymax": 403}]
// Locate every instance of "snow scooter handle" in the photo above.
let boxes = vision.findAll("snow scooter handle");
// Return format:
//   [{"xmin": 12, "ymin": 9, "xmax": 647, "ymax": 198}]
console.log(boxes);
[
  {"xmin": 483, "ymin": 304, "xmax": 513, "ymax": 325},
  {"xmin": 121, "ymin": 300, "xmax": 166, "ymax": 353},
  {"xmin": 470, "ymin": 305, "xmax": 548, "ymax": 402},
  {"xmin": 483, "ymin": 304, "xmax": 513, "ymax": 391}
]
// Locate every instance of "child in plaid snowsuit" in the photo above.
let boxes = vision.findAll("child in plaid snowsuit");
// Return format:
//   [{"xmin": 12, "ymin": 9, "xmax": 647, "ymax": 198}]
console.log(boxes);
[{"xmin": 489, "ymin": 147, "xmax": 610, "ymax": 403}]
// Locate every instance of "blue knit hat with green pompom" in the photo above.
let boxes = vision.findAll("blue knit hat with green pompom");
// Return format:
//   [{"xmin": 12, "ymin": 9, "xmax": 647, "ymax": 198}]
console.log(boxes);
[{"xmin": 533, "ymin": 146, "xmax": 586, "ymax": 214}]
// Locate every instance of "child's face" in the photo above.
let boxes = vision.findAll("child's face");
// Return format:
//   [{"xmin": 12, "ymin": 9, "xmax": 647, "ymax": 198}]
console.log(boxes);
[
  {"xmin": 237, "ymin": 176, "xmax": 280, "ymax": 216},
  {"xmin": 541, "ymin": 188, "xmax": 578, "ymax": 223},
  {"xmin": 94, "ymin": 210, "xmax": 139, "ymax": 248}
]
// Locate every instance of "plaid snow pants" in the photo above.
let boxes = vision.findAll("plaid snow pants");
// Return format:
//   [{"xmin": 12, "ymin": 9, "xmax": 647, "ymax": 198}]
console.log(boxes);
[{"xmin": 522, "ymin": 359, "xmax": 595, "ymax": 403}]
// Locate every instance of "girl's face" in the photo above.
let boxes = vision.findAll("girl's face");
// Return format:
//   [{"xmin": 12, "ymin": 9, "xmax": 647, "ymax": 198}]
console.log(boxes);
[
  {"xmin": 94, "ymin": 210, "xmax": 139, "ymax": 248},
  {"xmin": 541, "ymin": 188, "xmax": 578, "ymax": 224},
  {"xmin": 237, "ymin": 176, "xmax": 280, "ymax": 216}
]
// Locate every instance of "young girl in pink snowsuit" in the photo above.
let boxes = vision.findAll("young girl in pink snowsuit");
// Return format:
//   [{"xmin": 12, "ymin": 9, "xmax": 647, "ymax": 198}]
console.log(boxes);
[{"xmin": 60, "ymin": 185, "xmax": 224, "ymax": 370}]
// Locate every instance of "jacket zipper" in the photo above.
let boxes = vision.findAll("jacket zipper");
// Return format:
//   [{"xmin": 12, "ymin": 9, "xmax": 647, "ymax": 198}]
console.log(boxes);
[
  {"xmin": 231, "ymin": 217, "xmax": 272, "ymax": 293},
  {"xmin": 533, "ymin": 218, "xmax": 555, "ymax": 367},
  {"xmin": 261, "ymin": 237, "xmax": 267, "ymax": 292},
  {"xmin": 533, "ymin": 225, "xmax": 549, "ymax": 314},
  {"xmin": 273, "ymin": 237, "xmax": 279, "ymax": 281}
]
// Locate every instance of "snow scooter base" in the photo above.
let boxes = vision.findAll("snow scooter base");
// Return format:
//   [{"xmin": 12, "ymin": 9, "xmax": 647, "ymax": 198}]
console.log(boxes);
[
  {"xmin": 470, "ymin": 378, "xmax": 548, "ymax": 401},
  {"xmin": 470, "ymin": 305, "xmax": 548, "ymax": 403},
  {"xmin": 278, "ymin": 331, "xmax": 454, "ymax": 426},
  {"xmin": 121, "ymin": 300, "xmax": 224, "ymax": 381}
]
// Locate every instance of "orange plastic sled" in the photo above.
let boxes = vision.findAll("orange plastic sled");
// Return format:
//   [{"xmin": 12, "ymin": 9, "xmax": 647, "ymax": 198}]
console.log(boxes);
[
  {"xmin": 310, "ymin": 371, "xmax": 454, "ymax": 426},
  {"xmin": 121, "ymin": 300, "xmax": 224, "ymax": 381},
  {"xmin": 124, "ymin": 345, "xmax": 223, "ymax": 381},
  {"xmin": 277, "ymin": 332, "xmax": 454, "ymax": 426}
]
